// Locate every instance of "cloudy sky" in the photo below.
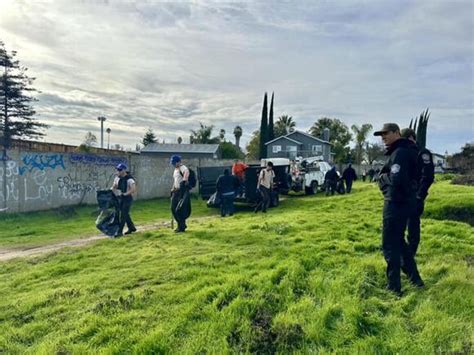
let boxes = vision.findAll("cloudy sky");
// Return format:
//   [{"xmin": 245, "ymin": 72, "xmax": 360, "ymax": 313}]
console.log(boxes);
[{"xmin": 1, "ymin": 0, "xmax": 472, "ymax": 153}]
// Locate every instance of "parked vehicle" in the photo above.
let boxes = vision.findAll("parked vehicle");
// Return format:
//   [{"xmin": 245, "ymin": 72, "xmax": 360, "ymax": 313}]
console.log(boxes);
[
  {"xmin": 197, "ymin": 159, "xmax": 291, "ymax": 207},
  {"xmin": 288, "ymin": 156, "xmax": 332, "ymax": 195}
]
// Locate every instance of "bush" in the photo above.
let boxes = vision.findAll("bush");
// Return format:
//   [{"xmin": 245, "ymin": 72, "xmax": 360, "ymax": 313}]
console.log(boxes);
[
  {"xmin": 435, "ymin": 173, "xmax": 457, "ymax": 182},
  {"xmin": 451, "ymin": 174, "xmax": 474, "ymax": 186}
]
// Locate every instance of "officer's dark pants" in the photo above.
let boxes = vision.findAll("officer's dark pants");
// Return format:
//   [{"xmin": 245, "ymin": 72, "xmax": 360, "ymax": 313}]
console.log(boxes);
[
  {"xmin": 221, "ymin": 192, "xmax": 235, "ymax": 216},
  {"xmin": 118, "ymin": 197, "xmax": 135, "ymax": 233},
  {"xmin": 325, "ymin": 181, "xmax": 336, "ymax": 196},
  {"xmin": 345, "ymin": 179, "xmax": 353, "ymax": 193},
  {"xmin": 407, "ymin": 199, "xmax": 425, "ymax": 256},
  {"xmin": 382, "ymin": 201, "xmax": 422, "ymax": 293},
  {"xmin": 171, "ymin": 191, "xmax": 187, "ymax": 231},
  {"xmin": 255, "ymin": 186, "xmax": 270, "ymax": 212}
]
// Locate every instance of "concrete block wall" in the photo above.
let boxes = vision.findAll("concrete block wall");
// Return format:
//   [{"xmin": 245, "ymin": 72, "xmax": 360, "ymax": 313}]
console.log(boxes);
[{"xmin": 0, "ymin": 148, "xmax": 236, "ymax": 213}]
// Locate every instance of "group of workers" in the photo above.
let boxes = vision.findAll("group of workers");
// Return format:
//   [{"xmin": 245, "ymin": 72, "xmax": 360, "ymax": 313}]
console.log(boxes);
[
  {"xmin": 323, "ymin": 164, "xmax": 358, "ymax": 196},
  {"xmin": 109, "ymin": 122, "xmax": 434, "ymax": 296}
]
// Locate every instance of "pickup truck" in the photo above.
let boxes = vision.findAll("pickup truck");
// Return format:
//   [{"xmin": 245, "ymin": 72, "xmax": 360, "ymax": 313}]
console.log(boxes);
[
  {"xmin": 197, "ymin": 159, "xmax": 291, "ymax": 207},
  {"xmin": 289, "ymin": 157, "xmax": 332, "ymax": 195}
]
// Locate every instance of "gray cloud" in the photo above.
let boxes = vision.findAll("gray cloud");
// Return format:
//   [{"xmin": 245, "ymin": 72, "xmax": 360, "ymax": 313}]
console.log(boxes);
[{"xmin": 0, "ymin": 0, "xmax": 472, "ymax": 154}]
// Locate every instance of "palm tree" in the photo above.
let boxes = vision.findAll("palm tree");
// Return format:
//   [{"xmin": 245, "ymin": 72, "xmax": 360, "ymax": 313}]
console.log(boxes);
[
  {"xmin": 233, "ymin": 125, "xmax": 243, "ymax": 148},
  {"xmin": 274, "ymin": 115, "xmax": 296, "ymax": 137},
  {"xmin": 351, "ymin": 123, "xmax": 373, "ymax": 164},
  {"xmin": 190, "ymin": 123, "xmax": 220, "ymax": 144},
  {"xmin": 219, "ymin": 129, "xmax": 226, "ymax": 142}
]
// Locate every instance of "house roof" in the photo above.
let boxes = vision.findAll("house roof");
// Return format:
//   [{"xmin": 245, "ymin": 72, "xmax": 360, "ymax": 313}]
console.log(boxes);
[
  {"xmin": 265, "ymin": 130, "xmax": 331, "ymax": 146},
  {"xmin": 141, "ymin": 143, "xmax": 219, "ymax": 154},
  {"xmin": 286, "ymin": 130, "xmax": 331, "ymax": 145},
  {"xmin": 264, "ymin": 136, "xmax": 302, "ymax": 145}
]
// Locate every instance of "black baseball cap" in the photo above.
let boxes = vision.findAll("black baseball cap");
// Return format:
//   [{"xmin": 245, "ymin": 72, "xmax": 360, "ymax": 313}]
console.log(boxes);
[{"xmin": 373, "ymin": 123, "xmax": 400, "ymax": 136}]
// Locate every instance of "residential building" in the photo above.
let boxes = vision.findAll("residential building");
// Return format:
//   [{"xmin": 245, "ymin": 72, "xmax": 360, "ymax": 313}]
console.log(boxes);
[{"xmin": 265, "ymin": 130, "xmax": 332, "ymax": 162}]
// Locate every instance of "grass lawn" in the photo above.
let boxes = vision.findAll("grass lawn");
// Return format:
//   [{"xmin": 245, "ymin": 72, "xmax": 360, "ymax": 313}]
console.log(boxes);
[
  {"xmin": 0, "ymin": 194, "xmax": 217, "ymax": 248},
  {"xmin": 0, "ymin": 181, "xmax": 473, "ymax": 353}
]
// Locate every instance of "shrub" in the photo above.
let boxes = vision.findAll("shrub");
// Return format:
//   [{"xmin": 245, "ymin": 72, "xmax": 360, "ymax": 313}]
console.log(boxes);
[{"xmin": 451, "ymin": 174, "xmax": 474, "ymax": 186}]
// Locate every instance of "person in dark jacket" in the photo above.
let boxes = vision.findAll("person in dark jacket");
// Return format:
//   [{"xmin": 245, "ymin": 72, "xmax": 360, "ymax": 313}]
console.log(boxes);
[
  {"xmin": 368, "ymin": 168, "xmax": 375, "ymax": 182},
  {"xmin": 342, "ymin": 164, "xmax": 357, "ymax": 193},
  {"xmin": 216, "ymin": 168, "xmax": 240, "ymax": 217},
  {"xmin": 170, "ymin": 155, "xmax": 191, "ymax": 233},
  {"xmin": 112, "ymin": 163, "xmax": 137, "ymax": 237},
  {"xmin": 401, "ymin": 128, "xmax": 435, "ymax": 256},
  {"xmin": 324, "ymin": 166, "xmax": 338, "ymax": 196},
  {"xmin": 374, "ymin": 123, "xmax": 424, "ymax": 296}
]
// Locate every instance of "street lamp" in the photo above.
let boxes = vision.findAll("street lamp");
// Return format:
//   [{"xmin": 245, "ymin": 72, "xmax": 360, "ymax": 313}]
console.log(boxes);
[
  {"xmin": 106, "ymin": 128, "xmax": 111, "ymax": 150},
  {"xmin": 97, "ymin": 116, "xmax": 107, "ymax": 149}
]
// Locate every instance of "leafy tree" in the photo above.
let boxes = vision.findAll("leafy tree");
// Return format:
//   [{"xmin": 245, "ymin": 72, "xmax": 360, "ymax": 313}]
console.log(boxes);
[
  {"xmin": 351, "ymin": 123, "xmax": 373, "ymax": 164},
  {"xmin": 76, "ymin": 132, "xmax": 97, "ymax": 152},
  {"xmin": 220, "ymin": 141, "xmax": 245, "ymax": 159},
  {"xmin": 233, "ymin": 125, "xmax": 242, "ymax": 148},
  {"xmin": 246, "ymin": 130, "xmax": 260, "ymax": 160},
  {"xmin": 177, "ymin": 136, "xmax": 183, "ymax": 144},
  {"xmin": 268, "ymin": 92, "xmax": 275, "ymax": 141},
  {"xmin": 83, "ymin": 132, "xmax": 97, "ymax": 147},
  {"xmin": 448, "ymin": 143, "xmax": 473, "ymax": 174},
  {"xmin": 142, "ymin": 128, "xmax": 158, "ymax": 146},
  {"xmin": 366, "ymin": 142, "xmax": 386, "ymax": 164},
  {"xmin": 259, "ymin": 92, "xmax": 268, "ymax": 159},
  {"xmin": 190, "ymin": 123, "xmax": 220, "ymax": 144},
  {"xmin": 0, "ymin": 41, "xmax": 47, "ymax": 155},
  {"xmin": 274, "ymin": 115, "xmax": 296, "ymax": 137},
  {"xmin": 309, "ymin": 117, "xmax": 352, "ymax": 163}
]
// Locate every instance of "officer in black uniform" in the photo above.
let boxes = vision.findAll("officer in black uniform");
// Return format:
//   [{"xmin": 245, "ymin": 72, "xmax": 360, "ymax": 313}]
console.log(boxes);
[
  {"xmin": 401, "ymin": 128, "xmax": 435, "ymax": 256},
  {"xmin": 374, "ymin": 123, "xmax": 424, "ymax": 295}
]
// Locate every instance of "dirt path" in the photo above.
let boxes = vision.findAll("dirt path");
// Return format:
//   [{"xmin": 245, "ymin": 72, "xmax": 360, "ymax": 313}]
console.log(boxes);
[{"xmin": 0, "ymin": 217, "xmax": 214, "ymax": 262}]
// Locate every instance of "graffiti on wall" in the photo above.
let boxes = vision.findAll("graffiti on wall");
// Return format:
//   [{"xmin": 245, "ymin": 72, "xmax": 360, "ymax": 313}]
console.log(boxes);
[
  {"xmin": 19, "ymin": 154, "xmax": 66, "ymax": 175},
  {"xmin": 1, "ymin": 152, "xmax": 119, "ymax": 207},
  {"xmin": 69, "ymin": 154, "xmax": 127, "ymax": 167},
  {"xmin": 0, "ymin": 160, "xmax": 20, "ymax": 202}
]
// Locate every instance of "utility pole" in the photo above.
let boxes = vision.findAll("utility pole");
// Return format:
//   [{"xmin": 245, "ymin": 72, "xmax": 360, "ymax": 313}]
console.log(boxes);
[
  {"xmin": 97, "ymin": 116, "xmax": 107, "ymax": 149},
  {"xmin": 106, "ymin": 128, "xmax": 111, "ymax": 150}
]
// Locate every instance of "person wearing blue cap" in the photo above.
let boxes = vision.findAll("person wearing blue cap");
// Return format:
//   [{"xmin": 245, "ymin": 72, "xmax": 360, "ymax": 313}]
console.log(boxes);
[
  {"xmin": 170, "ymin": 155, "xmax": 191, "ymax": 232},
  {"xmin": 112, "ymin": 163, "xmax": 137, "ymax": 237}
]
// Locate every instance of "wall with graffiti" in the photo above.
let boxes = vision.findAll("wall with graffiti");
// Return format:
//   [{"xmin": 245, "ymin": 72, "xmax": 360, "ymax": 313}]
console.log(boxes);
[{"xmin": 0, "ymin": 149, "xmax": 235, "ymax": 213}]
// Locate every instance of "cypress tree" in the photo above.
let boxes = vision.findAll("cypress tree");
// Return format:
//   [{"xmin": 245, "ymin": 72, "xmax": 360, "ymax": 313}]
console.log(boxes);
[
  {"xmin": 268, "ymin": 92, "xmax": 274, "ymax": 141},
  {"xmin": 259, "ymin": 92, "xmax": 268, "ymax": 159}
]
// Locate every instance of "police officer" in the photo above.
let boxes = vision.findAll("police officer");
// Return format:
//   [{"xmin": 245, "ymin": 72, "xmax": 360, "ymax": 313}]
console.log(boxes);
[
  {"xmin": 374, "ymin": 123, "xmax": 424, "ymax": 295},
  {"xmin": 342, "ymin": 163, "xmax": 357, "ymax": 193},
  {"xmin": 401, "ymin": 128, "xmax": 434, "ymax": 256}
]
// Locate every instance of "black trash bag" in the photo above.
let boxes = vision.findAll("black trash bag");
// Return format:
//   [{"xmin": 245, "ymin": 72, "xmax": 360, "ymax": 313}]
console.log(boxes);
[
  {"xmin": 176, "ymin": 189, "xmax": 192, "ymax": 219},
  {"xmin": 96, "ymin": 210, "xmax": 120, "ymax": 237},
  {"xmin": 207, "ymin": 192, "xmax": 221, "ymax": 208},
  {"xmin": 97, "ymin": 190, "xmax": 119, "ymax": 210},
  {"xmin": 96, "ymin": 190, "xmax": 120, "ymax": 237},
  {"xmin": 336, "ymin": 179, "xmax": 346, "ymax": 194}
]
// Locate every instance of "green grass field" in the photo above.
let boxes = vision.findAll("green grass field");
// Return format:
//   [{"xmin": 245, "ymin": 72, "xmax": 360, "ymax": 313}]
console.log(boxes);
[
  {"xmin": 0, "ymin": 181, "xmax": 473, "ymax": 353},
  {"xmin": 0, "ymin": 194, "xmax": 216, "ymax": 248}
]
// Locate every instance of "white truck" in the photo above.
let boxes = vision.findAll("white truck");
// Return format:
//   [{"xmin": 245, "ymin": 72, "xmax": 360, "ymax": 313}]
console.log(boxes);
[{"xmin": 289, "ymin": 156, "xmax": 332, "ymax": 195}]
